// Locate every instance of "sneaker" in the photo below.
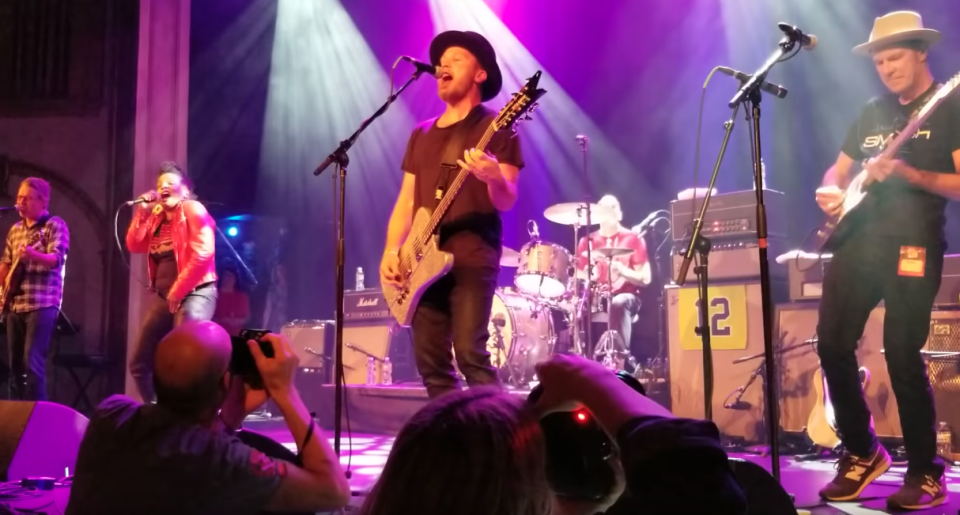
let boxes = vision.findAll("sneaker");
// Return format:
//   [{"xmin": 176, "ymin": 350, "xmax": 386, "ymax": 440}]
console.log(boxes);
[
  {"xmin": 886, "ymin": 472, "xmax": 947, "ymax": 510},
  {"xmin": 818, "ymin": 446, "xmax": 893, "ymax": 501}
]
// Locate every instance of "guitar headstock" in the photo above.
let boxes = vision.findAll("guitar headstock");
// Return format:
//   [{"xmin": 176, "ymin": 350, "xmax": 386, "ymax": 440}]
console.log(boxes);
[{"xmin": 493, "ymin": 71, "xmax": 547, "ymax": 134}]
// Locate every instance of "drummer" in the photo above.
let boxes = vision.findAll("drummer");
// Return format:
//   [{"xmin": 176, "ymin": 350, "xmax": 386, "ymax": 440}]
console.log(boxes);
[{"xmin": 575, "ymin": 194, "xmax": 651, "ymax": 348}]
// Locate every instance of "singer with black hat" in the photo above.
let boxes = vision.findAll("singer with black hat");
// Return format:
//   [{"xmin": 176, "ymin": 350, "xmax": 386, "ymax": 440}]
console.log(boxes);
[{"xmin": 380, "ymin": 30, "xmax": 523, "ymax": 398}]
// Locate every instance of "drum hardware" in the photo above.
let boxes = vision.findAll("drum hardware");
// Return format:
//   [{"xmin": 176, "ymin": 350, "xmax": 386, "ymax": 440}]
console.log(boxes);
[{"xmin": 543, "ymin": 201, "xmax": 616, "ymax": 357}]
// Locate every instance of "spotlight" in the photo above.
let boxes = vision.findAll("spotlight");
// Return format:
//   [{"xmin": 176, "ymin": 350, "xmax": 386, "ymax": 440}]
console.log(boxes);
[{"xmin": 227, "ymin": 226, "xmax": 239, "ymax": 237}]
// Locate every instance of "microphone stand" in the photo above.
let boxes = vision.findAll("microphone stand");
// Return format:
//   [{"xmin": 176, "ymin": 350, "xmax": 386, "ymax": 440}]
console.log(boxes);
[
  {"xmin": 676, "ymin": 33, "xmax": 799, "ymax": 483},
  {"xmin": 577, "ymin": 136, "xmax": 593, "ymax": 356},
  {"xmin": 312, "ymin": 69, "xmax": 428, "ymax": 456}
]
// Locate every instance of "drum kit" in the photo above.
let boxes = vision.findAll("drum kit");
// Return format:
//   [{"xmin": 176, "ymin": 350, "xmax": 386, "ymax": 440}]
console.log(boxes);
[{"xmin": 488, "ymin": 201, "xmax": 639, "ymax": 388}]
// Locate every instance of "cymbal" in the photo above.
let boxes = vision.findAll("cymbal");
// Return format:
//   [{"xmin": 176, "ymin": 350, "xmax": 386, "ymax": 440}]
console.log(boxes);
[
  {"xmin": 585, "ymin": 246, "xmax": 634, "ymax": 258},
  {"xmin": 500, "ymin": 246, "xmax": 521, "ymax": 267},
  {"xmin": 543, "ymin": 202, "xmax": 615, "ymax": 226}
]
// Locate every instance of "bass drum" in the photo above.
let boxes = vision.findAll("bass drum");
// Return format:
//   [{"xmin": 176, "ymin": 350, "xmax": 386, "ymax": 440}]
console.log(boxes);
[{"xmin": 487, "ymin": 289, "xmax": 556, "ymax": 387}]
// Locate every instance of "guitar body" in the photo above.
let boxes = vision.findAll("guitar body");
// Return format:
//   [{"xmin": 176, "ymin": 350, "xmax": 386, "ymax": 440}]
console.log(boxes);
[
  {"xmin": 381, "ymin": 207, "xmax": 454, "ymax": 327},
  {"xmin": 807, "ymin": 365, "xmax": 872, "ymax": 449},
  {"xmin": 0, "ymin": 230, "xmax": 45, "ymax": 315},
  {"xmin": 817, "ymin": 169, "xmax": 871, "ymax": 252}
]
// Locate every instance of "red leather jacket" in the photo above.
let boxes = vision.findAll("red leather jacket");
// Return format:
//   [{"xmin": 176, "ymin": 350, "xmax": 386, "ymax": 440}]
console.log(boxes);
[{"xmin": 126, "ymin": 200, "xmax": 218, "ymax": 301}]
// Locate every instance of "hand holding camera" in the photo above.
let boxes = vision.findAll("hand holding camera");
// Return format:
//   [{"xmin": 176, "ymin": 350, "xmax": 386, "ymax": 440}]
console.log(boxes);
[{"xmin": 247, "ymin": 332, "xmax": 300, "ymax": 396}]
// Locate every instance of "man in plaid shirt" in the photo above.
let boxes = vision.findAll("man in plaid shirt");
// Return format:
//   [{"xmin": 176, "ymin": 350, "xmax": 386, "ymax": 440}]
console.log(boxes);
[{"xmin": 0, "ymin": 178, "xmax": 69, "ymax": 401}]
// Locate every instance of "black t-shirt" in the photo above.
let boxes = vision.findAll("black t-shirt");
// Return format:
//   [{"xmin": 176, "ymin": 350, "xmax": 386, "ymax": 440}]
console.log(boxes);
[
  {"xmin": 66, "ymin": 395, "xmax": 282, "ymax": 515},
  {"xmin": 840, "ymin": 82, "xmax": 960, "ymax": 243},
  {"xmin": 400, "ymin": 104, "xmax": 524, "ymax": 268}
]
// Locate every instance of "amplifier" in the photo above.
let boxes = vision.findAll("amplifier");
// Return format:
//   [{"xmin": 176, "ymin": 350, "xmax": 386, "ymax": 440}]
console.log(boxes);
[
  {"xmin": 786, "ymin": 252, "xmax": 960, "ymax": 305},
  {"xmin": 343, "ymin": 289, "xmax": 390, "ymax": 322},
  {"xmin": 671, "ymin": 239, "xmax": 787, "ymax": 283},
  {"xmin": 670, "ymin": 189, "xmax": 786, "ymax": 241},
  {"xmin": 281, "ymin": 320, "xmax": 335, "ymax": 383}
]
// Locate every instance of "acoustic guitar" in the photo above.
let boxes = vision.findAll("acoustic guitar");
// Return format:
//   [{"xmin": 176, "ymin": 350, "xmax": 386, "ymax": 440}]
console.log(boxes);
[
  {"xmin": 806, "ymin": 365, "xmax": 871, "ymax": 449},
  {"xmin": 0, "ymin": 229, "xmax": 46, "ymax": 315}
]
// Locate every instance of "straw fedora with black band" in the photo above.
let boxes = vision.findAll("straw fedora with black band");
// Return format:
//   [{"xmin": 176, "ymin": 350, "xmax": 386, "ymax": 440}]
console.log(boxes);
[
  {"xmin": 429, "ymin": 30, "xmax": 503, "ymax": 102},
  {"xmin": 852, "ymin": 11, "xmax": 941, "ymax": 55}
]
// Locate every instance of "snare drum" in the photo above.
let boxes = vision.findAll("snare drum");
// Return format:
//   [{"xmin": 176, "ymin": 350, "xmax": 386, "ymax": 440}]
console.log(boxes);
[
  {"xmin": 514, "ymin": 242, "xmax": 571, "ymax": 298},
  {"xmin": 487, "ymin": 289, "xmax": 556, "ymax": 386}
]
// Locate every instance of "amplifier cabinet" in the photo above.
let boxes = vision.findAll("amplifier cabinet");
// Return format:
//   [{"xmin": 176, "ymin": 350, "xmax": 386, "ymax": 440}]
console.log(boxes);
[
  {"xmin": 282, "ymin": 320, "xmax": 335, "ymax": 383},
  {"xmin": 672, "ymin": 240, "xmax": 787, "ymax": 283},
  {"xmin": 666, "ymin": 283, "xmax": 767, "ymax": 442},
  {"xmin": 778, "ymin": 304, "xmax": 960, "ymax": 445}
]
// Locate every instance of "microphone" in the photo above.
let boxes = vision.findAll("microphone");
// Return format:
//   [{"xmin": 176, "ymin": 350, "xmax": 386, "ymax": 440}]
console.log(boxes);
[
  {"xmin": 0, "ymin": 206, "xmax": 18, "ymax": 212},
  {"xmin": 632, "ymin": 210, "xmax": 668, "ymax": 236},
  {"xmin": 717, "ymin": 66, "xmax": 788, "ymax": 99},
  {"xmin": 777, "ymin": 23, "xmax": 817, "ymax": 50},
  {"xmin": 400, "ymin": 56, "xmax": 441, "ymax": 78},
  {"xmin": 126, "ymin": 191, "xmax": 157, "ymax": 206}
]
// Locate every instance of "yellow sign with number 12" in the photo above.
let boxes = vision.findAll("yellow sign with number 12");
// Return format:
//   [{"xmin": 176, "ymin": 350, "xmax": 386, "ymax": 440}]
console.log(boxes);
[{"xmin": 678, "ymin": 285, "xmax": 748, "ymax": 350}]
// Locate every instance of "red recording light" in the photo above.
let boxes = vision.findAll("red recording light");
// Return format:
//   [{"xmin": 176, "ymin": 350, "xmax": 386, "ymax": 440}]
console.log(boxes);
[{"xmin": 575, "ymin": 411, "xmax": 588, "ymax": 422}]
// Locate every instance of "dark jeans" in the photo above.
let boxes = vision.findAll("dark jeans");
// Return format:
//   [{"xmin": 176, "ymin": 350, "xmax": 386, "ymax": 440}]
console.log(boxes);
[
  {"xmin": 412, "ymin": 266, "xmax": 500, "ymax": 398},
  {"xmin": 608, "ymin": 292, "xmax": 641, "ymax": 348},
  {"xmin": 3, "ymin": 306, "xmax": 59, "ymax": 400},
  {"xmin": 129, "ymin": 283, "xmax": 218, "ymax": 402},
  {"xmin": 817, "ymin": 233, "xmax": 943, "ymax": 476}
]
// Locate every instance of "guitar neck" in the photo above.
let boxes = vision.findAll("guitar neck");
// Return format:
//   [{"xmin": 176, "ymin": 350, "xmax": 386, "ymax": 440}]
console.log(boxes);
[{"xmin": 421, "ymin": 126, "xmax": 497, "ymax": 237}]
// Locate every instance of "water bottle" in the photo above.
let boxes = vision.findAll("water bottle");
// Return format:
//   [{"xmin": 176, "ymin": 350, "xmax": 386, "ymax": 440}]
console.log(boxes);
[
  {"xmin": 936, "ymin": 422, "xmax": 952, "ymax": 457},
  {"xmin": 382, "ymin": 357, "xmax": 393, "ymax": 385},
  {"xmin": 355, "ymin": 267, "xmax": 365, "ymax": 291},
  {"xmin": 366, "ymin": 356, "xmax": 376, "ymax": 385}
]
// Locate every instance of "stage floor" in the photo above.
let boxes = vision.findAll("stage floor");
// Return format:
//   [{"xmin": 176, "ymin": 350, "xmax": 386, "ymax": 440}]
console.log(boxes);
[{"xmin": 242, "ymin": 418, "xmax": 960, "ymax": 514}]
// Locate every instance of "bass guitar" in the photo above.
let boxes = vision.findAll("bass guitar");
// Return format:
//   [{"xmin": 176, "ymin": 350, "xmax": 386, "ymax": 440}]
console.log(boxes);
[
  {"xmin": 806, "ymin": 364, "xmax": 871, "ymax": 449},
  {"xmin": 383, "ymin": 72, "xmax": 547, "ymax": 326},
  {"xmin": 0, "ymin": 229, "xmax": 47, "ymax": 315},
  {"xmin": 816, "ymin": 71, "xmax": 960, "ymax": 252}
]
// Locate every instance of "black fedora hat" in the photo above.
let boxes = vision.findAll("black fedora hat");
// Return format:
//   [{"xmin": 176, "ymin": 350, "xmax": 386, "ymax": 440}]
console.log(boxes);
[{"xmin": 429, "ymin": 30, "xmax": 503, "ymax": 102}]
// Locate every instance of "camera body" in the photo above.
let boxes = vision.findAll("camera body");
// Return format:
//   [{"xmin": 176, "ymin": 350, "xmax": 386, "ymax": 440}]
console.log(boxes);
[
  {"xmin": 527, "ymin": 371, "xmax": 646, "ymax": 501},
  {"xmin": 230, "ymin": 328, "xmax": 273, "ymax": 389}
]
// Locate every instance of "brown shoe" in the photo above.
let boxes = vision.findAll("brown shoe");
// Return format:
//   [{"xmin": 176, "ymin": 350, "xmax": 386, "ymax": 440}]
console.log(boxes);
[
  {"xmin": 818, "ymin": 446, "xmax": 892, "ymax": 501},
  {"xmin": 886, "ymin": 472, "xmax": 947, "ymax": 510}
]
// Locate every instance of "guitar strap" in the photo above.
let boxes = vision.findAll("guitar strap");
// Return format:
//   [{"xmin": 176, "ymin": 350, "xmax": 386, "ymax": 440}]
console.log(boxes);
[{"xmin": 434, "ymin": 113, "xmax": 473, "ymax": 206}]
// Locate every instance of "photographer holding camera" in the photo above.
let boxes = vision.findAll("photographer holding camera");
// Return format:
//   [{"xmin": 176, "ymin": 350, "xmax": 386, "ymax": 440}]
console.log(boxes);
[{"xmin": 67, "ymin": 321, "xmax": 350, "ymax": 515}]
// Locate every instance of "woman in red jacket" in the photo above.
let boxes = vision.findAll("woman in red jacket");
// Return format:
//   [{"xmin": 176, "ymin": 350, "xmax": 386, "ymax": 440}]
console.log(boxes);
[{"xmin": 126, "ymin": 162, "xmax": 218, "ymax": 402}]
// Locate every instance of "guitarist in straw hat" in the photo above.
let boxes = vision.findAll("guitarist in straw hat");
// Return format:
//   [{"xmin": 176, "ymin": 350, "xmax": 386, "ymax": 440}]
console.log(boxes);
[
  {"xmin": 380, "ymin": 31, "xmax": 522, "ymax": 399},
  {"xmin": 815, "ymin": 11, "xmax": 960, "ymax": 509}
]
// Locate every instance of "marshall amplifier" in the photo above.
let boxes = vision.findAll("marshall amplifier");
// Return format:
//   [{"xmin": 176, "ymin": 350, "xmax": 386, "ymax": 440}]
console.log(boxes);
[{"xmin": 343, "ymin": 289, "xmax": 390, "ymax": 322}]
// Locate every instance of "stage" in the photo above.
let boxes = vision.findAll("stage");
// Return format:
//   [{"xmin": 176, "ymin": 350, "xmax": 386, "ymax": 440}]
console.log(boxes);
[{"xmin": 238, "ymin": 383, "xmax": 960, "ymax": 514}]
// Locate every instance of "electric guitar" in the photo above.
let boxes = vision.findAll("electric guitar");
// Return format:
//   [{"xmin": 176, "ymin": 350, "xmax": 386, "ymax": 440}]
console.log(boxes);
[
  {"xmin": 816, "ymin": 71, "xmax": 960, "ymax": 252},
  {"xmin": 383, "ymin": 72, "xmax": 547, "ymax": 326},
  {"xmin": 806, "ymin": 365, "xmax": 871, "ymax": 449},
  {"xmin": 0, "ymin": 229, "xmax": 47, "ymax": 315}
]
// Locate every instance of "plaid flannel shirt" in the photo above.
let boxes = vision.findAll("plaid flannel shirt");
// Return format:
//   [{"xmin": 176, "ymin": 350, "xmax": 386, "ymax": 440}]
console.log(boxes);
[{"xmin": 1, "ymin": 215, "xmax": 70, "ymax": 313}]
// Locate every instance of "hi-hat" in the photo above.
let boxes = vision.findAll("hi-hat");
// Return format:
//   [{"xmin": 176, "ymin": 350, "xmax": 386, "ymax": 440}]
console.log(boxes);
[
  {"xmin": 585, "ymin": 246, "xmax": 634, "ymax": 258},
  {"xmin": 501, "ymin": 246, "xmax": 521, "ymax": 267},
  {"xmin": 543, "ymin": 202, "xmax": 615, "ymax": 226}
]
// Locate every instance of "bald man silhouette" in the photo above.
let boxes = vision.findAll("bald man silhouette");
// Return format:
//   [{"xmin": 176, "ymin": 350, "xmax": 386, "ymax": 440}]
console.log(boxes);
[{"xmin": 67, "ymin": 321, "xmax": 350, "ymax": 515}]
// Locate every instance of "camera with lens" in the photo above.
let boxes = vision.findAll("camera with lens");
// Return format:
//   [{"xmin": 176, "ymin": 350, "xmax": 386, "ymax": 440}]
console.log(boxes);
[
  {"xmin": 229, "ymin": 328, "xmax": 273, "ymax": 389},
  {"xmin": 527, "ymin": 370, "xmax": 646, "ymax": 501}
]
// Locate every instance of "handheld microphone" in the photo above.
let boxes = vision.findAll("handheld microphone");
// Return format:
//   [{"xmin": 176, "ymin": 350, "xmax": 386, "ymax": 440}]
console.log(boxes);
[
  {"xmin": 716, "ymin": 66, "xmax": 788, "ymax": 99},
  {"xmin": 777, "ymin": 23, "xmax": 817, "ymax": 50},
  {"xmin": 400, "ymin": 56, "xmax": 441, "ymax": 78},
  {"xmin": 127, "ymin": 191, "xmax": 158, "ymax": 206},
  {"xmin": 0, "ymin": 206, "xmax": 19, "ymax": 212}
]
